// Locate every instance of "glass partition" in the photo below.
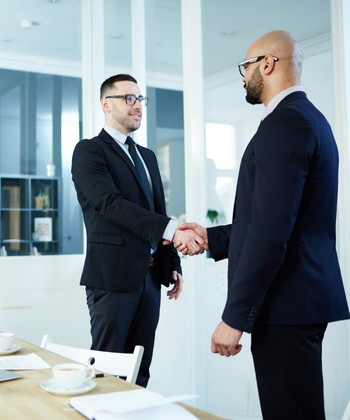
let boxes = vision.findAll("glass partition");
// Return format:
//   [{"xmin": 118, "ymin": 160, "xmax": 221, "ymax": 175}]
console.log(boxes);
[
  {"xmin": 0, "ymin": 0, "xmax": 83, "ymax": 255},
  {"xmin": 0, "ymin": 69, "xmax": 83, "ymax": 255},
  {"xmin": 104, "ymin": 0, "xmax": 132, "ymax": 73},
  {"xmin": 145, "ymin": 0, "xmax": 185, "ymax": 219}
]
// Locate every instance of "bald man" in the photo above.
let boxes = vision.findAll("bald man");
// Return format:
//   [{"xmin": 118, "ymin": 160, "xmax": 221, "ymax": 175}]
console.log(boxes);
[{"xmin": 177, "ymin": 30, "xmax": 349, "ymax": 419}]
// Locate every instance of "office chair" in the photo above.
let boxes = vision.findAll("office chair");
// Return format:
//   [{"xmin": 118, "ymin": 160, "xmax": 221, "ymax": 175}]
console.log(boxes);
[{"xmin": 40, "ymin": 334, "xmax": 144, "ymax": 384}]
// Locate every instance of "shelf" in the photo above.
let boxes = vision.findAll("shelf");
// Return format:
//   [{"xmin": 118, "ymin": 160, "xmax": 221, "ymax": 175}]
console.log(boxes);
[{"xmin": 0, "ymin": 176, "xmax": 61, "ymax": 256}]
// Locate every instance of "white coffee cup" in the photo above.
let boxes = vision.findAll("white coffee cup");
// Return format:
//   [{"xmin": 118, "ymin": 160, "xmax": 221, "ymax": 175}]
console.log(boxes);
[
  {"xmin": 52, "ymin": 363, "xmax": 95, "ymax": 390},
  {"xmin": 0, "ymin": 332, "xmax": 14, "ymax": 351}
]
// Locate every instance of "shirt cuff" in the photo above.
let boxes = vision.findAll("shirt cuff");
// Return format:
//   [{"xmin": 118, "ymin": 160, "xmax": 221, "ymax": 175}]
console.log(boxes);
[{"xmin": 162, "ymin": 219, "xmax": 179, "ymax": 242}]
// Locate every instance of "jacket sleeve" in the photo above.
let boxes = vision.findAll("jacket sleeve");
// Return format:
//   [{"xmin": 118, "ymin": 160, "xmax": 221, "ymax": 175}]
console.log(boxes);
[{"xmin": 207, "ymin": 224, "xmax": 232, "ymax": 261}]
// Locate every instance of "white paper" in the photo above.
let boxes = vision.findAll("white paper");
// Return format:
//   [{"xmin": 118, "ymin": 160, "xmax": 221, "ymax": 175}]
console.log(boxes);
[
  {"xmin": 93, "ymin": 404, "xmax": 197, "ymax": 420},
  {"xmin": 0, "ymin": 352, "xmax": 51, "ymax": 370},
  {"xmin": 70, "ymin": 389, "xmax": 198, "ymax": 419}
]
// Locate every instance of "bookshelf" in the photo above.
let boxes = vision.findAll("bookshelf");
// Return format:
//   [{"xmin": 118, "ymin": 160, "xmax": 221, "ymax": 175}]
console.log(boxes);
[{"xmin": 0, "ymin": 175, "xmax": 61, "ymax": 256}]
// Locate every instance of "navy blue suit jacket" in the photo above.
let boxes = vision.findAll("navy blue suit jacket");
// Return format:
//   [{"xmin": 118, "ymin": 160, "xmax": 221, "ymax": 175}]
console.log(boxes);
[
  {"xmin": 71, "ymin": 129, "xmax": 181, "ymax": 292},
  {"xmin": 208, "ymin": 92, "xmax": 349, "ymax": 333}
]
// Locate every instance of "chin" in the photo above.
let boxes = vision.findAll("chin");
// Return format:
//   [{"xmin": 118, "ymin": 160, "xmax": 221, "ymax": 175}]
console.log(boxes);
[{"xmin": 245, "ymin": 95, "xmax": 262, "ymax": 105}]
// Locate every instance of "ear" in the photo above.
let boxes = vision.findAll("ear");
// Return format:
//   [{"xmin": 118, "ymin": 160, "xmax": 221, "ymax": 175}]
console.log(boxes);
[
  {"xmin": 263, "ymin": 55, "xmax": 276, "ymax": 75},
  {"xmin": 101, "ymin": 98, "xmax": 110, "ymax": 113}
]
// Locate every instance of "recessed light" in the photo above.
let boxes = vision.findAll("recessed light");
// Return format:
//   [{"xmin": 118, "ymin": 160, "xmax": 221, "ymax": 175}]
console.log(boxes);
[
  {"xmin": 20, "ymin": 19, "xmax": 39, "ymax": 29},
  {"xmin": 21, "ymin": 19, "xmax": 32, "ymax": 29}
]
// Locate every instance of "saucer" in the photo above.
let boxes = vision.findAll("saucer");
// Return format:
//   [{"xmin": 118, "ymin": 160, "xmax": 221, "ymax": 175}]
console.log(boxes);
[
  {"xmin": 40, "ymin": 378, "xmax": 96, "ymax": 396},
  {"xmin": 0, "ymin": 344, "xmax": 21, "ymax": 355}
]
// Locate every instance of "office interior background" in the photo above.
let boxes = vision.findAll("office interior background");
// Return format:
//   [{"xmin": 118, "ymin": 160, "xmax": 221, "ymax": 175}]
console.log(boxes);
[{"xmin": 1, "ymin": 0, "xmax": 349, "ymax": 418}]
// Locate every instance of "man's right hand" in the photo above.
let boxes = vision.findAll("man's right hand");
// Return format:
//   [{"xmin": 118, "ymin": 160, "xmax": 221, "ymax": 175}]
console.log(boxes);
[{"xmin": 163, "ymin": 222, "xmax": 208, "ymax": 256}]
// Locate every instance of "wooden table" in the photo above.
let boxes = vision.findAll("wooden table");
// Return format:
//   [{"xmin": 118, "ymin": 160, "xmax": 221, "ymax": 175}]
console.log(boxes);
[{"xmin": 0, "ymin": 338, "xmax": 223, "ymax": 420}]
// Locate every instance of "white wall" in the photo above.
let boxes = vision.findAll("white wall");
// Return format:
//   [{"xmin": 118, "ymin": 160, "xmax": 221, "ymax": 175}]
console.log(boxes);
[{"xmin": 0, "ymin": 255, "xmax": 91, "ymax": 348}]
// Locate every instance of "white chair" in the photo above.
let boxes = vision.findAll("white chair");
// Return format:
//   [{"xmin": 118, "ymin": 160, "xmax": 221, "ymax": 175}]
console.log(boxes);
[{"xmin": 40, "ymin": 334, "xmax": 144, "ymax": 384}]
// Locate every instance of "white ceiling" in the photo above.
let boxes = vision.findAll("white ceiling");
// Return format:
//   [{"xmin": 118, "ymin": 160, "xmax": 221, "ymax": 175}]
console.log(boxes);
[{"xmin": 0, "ymin": 0, "xmax": 331, "ymax": 80}]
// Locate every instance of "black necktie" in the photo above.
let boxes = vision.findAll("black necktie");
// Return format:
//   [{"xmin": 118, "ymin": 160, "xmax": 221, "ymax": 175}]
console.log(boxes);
[{"xmin": 125, "ymin": 136, "xmax": 154, "ymax": 211}]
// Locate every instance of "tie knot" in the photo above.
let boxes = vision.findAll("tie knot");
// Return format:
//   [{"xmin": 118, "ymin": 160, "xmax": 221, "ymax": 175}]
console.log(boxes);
[{"xmin": 125, "ymin": 136, "xmax": 135, "ymax": 147}]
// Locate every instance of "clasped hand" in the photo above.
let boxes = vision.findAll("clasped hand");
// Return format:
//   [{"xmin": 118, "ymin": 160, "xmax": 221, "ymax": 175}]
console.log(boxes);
[{"xmin": 163, "ymin": 222, "xmax": 208, "ymax": 256}]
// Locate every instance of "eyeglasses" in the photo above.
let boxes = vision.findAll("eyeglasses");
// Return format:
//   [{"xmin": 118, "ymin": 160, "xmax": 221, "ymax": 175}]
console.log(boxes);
[
  {"xmin": 105, "ymin": 94, "xmax": 149, "ymax": 106},
  {"xmin": 238, "ymin": 55, "xmax": 279, "ymax": 77}
]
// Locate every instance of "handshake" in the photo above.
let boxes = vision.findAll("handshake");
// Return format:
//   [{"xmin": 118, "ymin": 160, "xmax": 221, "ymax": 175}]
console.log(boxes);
[{"xmin": 164, "ymin": 223, "xmax": 209, "ymax": 256}]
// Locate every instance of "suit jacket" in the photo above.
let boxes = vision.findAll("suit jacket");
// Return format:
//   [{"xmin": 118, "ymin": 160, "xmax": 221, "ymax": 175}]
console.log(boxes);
[
  {"xmin": 208, "ymin": 91, "xmax": 350, "ymax": 333},
  {"xmin": 71, "ymin": 129, "xmax": 181, "ymax": 292}
]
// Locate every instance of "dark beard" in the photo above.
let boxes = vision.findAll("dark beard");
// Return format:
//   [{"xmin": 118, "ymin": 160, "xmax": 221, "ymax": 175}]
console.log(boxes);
[
  {"xmin": 245, "ymin": 91, "xmax": 262, "ymax": 105},
  {"xmin": 245, "ymin": 66, "xmax": 263, "ymax": 105}
]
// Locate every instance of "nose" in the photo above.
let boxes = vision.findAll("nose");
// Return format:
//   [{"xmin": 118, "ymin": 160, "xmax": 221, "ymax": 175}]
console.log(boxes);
[{"xmin": 133, "ymin": 99, "xmax": 142, "ymax": 109}]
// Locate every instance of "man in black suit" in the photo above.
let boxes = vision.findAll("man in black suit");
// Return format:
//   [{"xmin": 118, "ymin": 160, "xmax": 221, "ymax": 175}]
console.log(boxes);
[
  {"xmin": 71, "ymin": 74, "xmax": 206, "ymax": 387},
  {"xmin": 176, "ymin": 31, "xmax": 350, "ymax": 419}
]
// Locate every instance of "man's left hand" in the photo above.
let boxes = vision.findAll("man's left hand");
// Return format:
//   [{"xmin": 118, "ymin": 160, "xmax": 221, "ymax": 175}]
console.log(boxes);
[
  {"xmin": 167, "ymin": 271, "xmax": 183, "ymax": 300},
  {"xmin": 211, "ymin": 321, "xmax": 243, "ymax": 357}
]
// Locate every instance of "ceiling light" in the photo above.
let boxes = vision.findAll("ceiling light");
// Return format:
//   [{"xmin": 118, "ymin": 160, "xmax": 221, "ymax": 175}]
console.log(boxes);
[
  {"xmin": 21, "ymin": 19, "xmax": 33, "ymax": 29},
  {"xmin": 20, "ymin": 19, "xmax": 39, "ymax": 29}
]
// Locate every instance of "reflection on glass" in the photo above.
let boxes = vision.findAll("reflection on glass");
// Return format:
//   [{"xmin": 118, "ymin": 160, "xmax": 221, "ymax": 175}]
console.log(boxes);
[
  {"xmin": 0, "ymin": 69, "xmax": 83, "ymax": 255},
  {"xmin": 147, "ymin": 87, "xmax": 185, "ymax": 221},
  {"xmin": 205, "ymin": 123, "xmax": 236, "ymax": 225}
]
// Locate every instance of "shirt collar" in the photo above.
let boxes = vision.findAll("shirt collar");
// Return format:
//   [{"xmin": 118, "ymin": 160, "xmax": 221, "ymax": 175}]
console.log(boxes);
[
  {"xmin": 261, "ymin": 85, "xmax": 304, "ymax": 121},
  {"xmin": 104, "ymin": 125, "xmax": 131, "ymax": 144}
]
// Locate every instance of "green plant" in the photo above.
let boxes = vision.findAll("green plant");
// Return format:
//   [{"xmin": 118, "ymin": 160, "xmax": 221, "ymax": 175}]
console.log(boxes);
[{"xmin": 206, "ymin": 209, "xmax": 219, "ymax": 224}]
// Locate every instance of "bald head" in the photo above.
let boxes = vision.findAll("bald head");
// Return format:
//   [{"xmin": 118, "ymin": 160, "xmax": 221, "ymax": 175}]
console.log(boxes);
[
  {"xmin": 243, "ymin": 30, "xmax": 303, "ymax": 104},
  {"xmin": 254, "ymin": 30, "xmax": 302, "ymax": 74}
]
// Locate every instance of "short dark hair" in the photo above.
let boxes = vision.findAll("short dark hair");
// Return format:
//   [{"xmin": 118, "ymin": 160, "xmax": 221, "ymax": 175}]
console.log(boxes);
[{"xmin": 100, "ymin": 74, "xmax": 137, "ymax": 99}]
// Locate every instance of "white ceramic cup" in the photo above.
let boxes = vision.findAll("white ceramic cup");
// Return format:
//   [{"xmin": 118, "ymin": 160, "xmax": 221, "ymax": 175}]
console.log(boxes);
[
  {"xmin": 52, "ymin": 363, "xmax": 95, "ymax": 390},
  {"xmin": 0, "ymin": 332, "xmax": 14, "ymax": 351}
]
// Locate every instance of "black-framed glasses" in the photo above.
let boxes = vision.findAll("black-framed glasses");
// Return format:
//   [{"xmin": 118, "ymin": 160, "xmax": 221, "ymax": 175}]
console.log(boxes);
[
  {"xmin": 105, "ymin": 94, "xmax": 149, "ymax": 106},
  {"xmin": 238, "ymin": 55, "xmax": 279, "ymax": 77}
]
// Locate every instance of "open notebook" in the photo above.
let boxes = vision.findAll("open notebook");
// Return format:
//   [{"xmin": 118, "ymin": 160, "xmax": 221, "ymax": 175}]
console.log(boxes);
[{"xmin": 70, "ymin": 389, "xmax": 198, "ymax": 420}]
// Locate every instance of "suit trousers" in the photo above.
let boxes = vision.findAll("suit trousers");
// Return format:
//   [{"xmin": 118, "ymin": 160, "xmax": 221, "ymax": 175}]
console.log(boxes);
[
  {"xmin": 86, "ymin": 268, "xmax": 161, "ymax": 387},
  {"xmin": 251, "ymin": 323, "xmax": 327, "ymax": 420}
]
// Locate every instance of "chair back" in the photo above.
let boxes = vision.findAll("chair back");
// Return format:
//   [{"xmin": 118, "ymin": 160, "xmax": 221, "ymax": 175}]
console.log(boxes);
[{"xmin": 40, "ymin": 334, "xmax": 144, "ymax": 384}]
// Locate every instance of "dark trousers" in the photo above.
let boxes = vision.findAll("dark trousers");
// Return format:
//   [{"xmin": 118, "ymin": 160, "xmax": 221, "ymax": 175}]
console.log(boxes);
[
  {"xmin": 251, "ymin": 323, "xmax": 327, "ymax": 420},
  {"xmin": 86, "ymin": 269, "xmax": 161, "ymax": 387}
]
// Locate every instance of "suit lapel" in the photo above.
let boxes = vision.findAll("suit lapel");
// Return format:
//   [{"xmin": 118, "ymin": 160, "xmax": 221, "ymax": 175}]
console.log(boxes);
[
  {"xmin": 99, "ymin": 129, "xmax": 142, "ymax": 182},
  {"xmin": 98, "ymin": 129, "xmax": 159, "ymax": 208}
]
